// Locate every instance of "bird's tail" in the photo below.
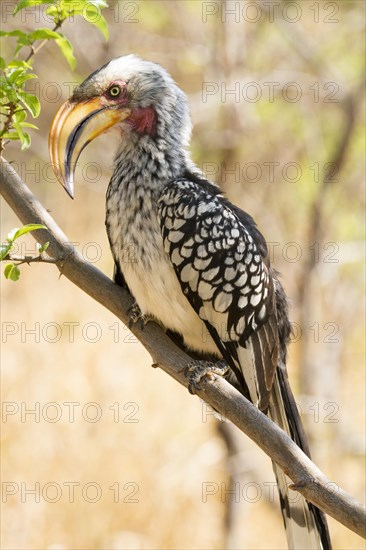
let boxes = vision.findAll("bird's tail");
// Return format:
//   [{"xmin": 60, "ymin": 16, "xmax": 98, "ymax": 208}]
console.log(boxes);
[{"xmin": 268, "ymin": 363, "xmax": 332, "ymax": 550}]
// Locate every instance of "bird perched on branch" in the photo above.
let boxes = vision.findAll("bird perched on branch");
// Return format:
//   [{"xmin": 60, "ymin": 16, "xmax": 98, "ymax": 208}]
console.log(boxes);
[{"xmin": 49, "ymin": 54, "xmax": 331, "ymax": 549}]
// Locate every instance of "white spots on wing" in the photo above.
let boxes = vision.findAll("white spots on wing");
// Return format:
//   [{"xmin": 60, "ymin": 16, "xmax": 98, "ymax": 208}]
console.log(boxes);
[
  {"xmin": 244, "ymin": 253, "xmax": 253, "ymax": 265},
  {"xmin": 198, "ymin": 280, "xmax": 215, "ymax": 301},
  {"xmin": 250, "ymin": 293, "xmax": 261, "ymax": 306},
  {"xmin": 189, "ymin": 270, "xmax": 199, "ymax": 292},
  {"xmin": 237, "ymin": 241, "xmax": 246, "ymax": 253},
  {"xmin": 168, "ymin": 230, "xmax": 184, "ymax": 243},
  {"xmin": 236, "ymin": 272, "xmax": 248, "ymax": 287},
  {"xmin": 183, "ymin": 205, "xmax": 196, "ymax": 218},
  {"xmin": 256, "ymin": 282, "xmax": 263, "ymax": 294},
  {"xmin": 194, "ymin": 256, "xmax": 212, "ymax": 271},
  {"xmin": 171, "ymin": 247, "xmax": 183, "ymax": 266},
  {"xmin": 197, "ymin": 244, "xmax": 209, "ymax": 258},
  {"xmin": 212, "ymin": 226, "xmax": 221, "ymax": 238},
  {"xmin": 202, "ymin": 266, "xmax": 220, "ymax": 281},
  {"xmin": 180, "ymin": 263, "xmax": 192, "ymax": 283},
  {"xmin": 165, "ymin": 217, "xmax": 174, "ymax": 230},
  {"xmin": 214, "ymin": 291, "xmax": 232, "ymax": 313},
  {"xmin": 197, "ymin": 201, "xmax": 215, "ymax": 215},
  {"xmin": 184, "ymin": 237, "xmax": 195, "ymax": 248},
  {"xmin": 225, "ymin": 267, "xmax": 236, "ymax": 281},
  {"xmin": 197, "ymin": 202, "xmax": 207, "ymax": 216},
  {"xmin": 172, "ymin": 217, "xmax": 186, "ymax": 230},
  {"xmin": 160, "ymin": 181, "xmax": 275, "ymax": 353},
  {"xmin": 180, "ymin": 245, "xmax": 193, "ymax": 258},
  {"xmin": 258, "ymin": 304, "xmax": 266, "ymax": 320},
  {"xmin": 207, "ymin": 241, "xmax": 216, "ymax": 254}
]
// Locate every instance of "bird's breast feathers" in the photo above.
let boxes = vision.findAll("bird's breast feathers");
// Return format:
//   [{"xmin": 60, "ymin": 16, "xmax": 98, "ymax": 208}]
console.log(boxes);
[{"xmin": 106, "ymin": 185, "xmax": 219, "ymax": 355}]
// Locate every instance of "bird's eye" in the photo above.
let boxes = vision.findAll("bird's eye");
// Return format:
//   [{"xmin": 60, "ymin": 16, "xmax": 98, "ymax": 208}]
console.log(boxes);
[{"xmin": 107, "ymin": 85, "xmax": 122, "ymax": 98}]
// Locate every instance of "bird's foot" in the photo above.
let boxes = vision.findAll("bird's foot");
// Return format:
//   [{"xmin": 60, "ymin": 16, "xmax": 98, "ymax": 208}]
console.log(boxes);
[
  {"xmin": 184, "ymin": 360, "xmax": 229, "ymax": 395},
  {"xmin": 128, "ymin": 302, "xmax": 145, "ymax": 329}
]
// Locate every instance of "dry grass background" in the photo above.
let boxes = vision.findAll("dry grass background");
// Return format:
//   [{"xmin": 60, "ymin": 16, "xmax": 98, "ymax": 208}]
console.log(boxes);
[{"xmin": 1, "ymin": 1, "xmax": 365, "ymax": 549}]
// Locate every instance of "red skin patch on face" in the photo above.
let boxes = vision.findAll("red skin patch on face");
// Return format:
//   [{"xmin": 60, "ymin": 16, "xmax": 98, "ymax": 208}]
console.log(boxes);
[{"xmin": 128, "ymin": 107, "xmax": 157, "ymax": 136}]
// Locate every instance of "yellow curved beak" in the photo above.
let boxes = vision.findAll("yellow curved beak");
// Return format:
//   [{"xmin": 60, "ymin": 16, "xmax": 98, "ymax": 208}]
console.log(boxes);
[{"xmin": 48, "ymin": 97, "xmax": 131, "ymax": 198}]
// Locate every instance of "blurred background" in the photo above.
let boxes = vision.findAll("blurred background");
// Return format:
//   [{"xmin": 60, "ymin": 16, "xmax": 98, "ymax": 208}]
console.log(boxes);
[{"xmin": 1, "ymin": 1, "xmax": 365, "ymax": 548}]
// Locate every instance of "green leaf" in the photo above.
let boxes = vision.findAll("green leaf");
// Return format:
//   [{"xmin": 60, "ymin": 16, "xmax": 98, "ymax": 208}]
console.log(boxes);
[
  {"xmin": 36, "ymin": 241, "xmax": 49, "ymax": 253},
  {"xmin": 0, "ymin": 57, "xmax": 6, "ymax": 70},
  {"xmin": 6, "ymin": 67, "xmax": 27, "ymax": 84},
  {"xmin": 17, "ymin": 91, "xmax": 41, "ymax": 117},
  {"xmin": 6, "ymin": 227, "xmax": 20, "ymax": 242},
  {"xmin": 14, "ymin": 125, "xmax": 31, "ymax": 149},
  {"xmin": 9, "ymin": 224, "xmax": 46, "ymax": 241},
  {"xmin": 58, "ymin": 1, "xmax": 108, "ymax": 40},
  {"xmin": 20, "ymin": 122, "xmax": 39, "ymax": 129},
  {"xmin": 45, "ymin": 5, "xmax": 59, "ymax": 18},
  {"xmin": 28, "ymin": 28, "xmax": 63, "ymax": 41},
  {"xmin": 82, "ymin": 6, "xmax": 109, "ymax": 40},
  {"xmin": 7, "ymin": 60, "xmax": 32, "ymax": 69},
  {"xmin": 13, "ymin": 110, "xmax": 27, "ymax": 123},
  {"xmin": 86, "ymin": 0, "xmax": 108, "ymax": 8},
  {"xmin": 13, "ymin": 0, "xmax": 53, "ymax": 16},
  {"xmin": 4, "ymin": 263, "xmax": 20, "ymax": 282},
  {"xmin": 0, "ymin": 132, "xmax": 20, "ymax": 141},
  {"xmin": 54, "ymin": 34, "xmax": 76, "ymax": 69},
  {"xmin": 14, "ymin": 73, "xmax": 37, "ymax": 85},
  {"xmin": 0, "ymin": 30, "xmax": 28, "ymax": 38},
  {"xmin": 0, "ymin": 243, "xmax": 13, "ymax": 261}
]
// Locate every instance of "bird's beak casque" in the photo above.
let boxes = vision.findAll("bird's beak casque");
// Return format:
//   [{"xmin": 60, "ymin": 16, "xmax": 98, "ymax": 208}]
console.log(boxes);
[{"xmin": 49, "ymin": 97, "xmax": 131, "ymax": 198}]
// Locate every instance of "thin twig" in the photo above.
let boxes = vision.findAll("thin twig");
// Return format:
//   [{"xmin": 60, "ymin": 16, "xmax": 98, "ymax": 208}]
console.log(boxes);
[
  {"xmin": 4, "ymin": 254, "xmax": 59, "ymax": 265},
  {"xmin": 25, "ymin": 21, "xmax": 63, "ymax": 63},
  {"xmin": 0, "ymin": 158, "xmax": 365, "ymax": 539}
]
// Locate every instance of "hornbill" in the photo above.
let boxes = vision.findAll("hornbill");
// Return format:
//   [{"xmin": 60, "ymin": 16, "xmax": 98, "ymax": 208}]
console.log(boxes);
[{"xmin": 49, "ymin": 55, "xmax": 331, "ymax": 549}]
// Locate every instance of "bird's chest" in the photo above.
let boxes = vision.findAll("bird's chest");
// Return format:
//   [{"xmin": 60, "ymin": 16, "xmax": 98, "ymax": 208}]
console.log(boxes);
[
  {"xmin": 106, "ymin": 185, "xmax": 217, "ymax": 354},
  {"xmin": 106, "ymin": 184, "xmax": 167, "ymax": 280}
]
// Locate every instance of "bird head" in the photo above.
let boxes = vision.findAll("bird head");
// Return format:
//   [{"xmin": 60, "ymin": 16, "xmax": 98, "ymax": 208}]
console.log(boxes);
[{"xmin": 49, "ymin": 55, "xmax": 191, "ymax": 198}]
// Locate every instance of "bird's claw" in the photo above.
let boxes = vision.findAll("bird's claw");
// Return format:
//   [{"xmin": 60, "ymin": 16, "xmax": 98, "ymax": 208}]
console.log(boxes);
[
  {"xmin": 128, "ymin": 302, "xmax": 145, "ymax": 329},
  {"xmin": 184, "ymin": 360, "xmax": 229, "ymax": 394}
]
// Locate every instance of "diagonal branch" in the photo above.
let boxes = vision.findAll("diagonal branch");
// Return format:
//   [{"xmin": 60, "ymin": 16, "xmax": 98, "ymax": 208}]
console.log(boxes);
[{"xmin": 0, "ymin": 158, "xmax": 365, "ymax": 539}]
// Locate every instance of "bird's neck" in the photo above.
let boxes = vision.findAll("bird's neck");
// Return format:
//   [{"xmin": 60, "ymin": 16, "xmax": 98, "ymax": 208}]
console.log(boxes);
[
  {"xmin": 106, "ymin": 136, "xmax": 192, "ymax": 255},
  {"xmin": 110, "ymin": 134, "xmax": 190, "ymax": 200}
]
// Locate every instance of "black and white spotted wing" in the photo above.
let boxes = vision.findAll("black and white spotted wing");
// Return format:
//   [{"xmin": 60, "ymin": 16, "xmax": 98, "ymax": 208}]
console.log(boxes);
[
  {"xmin": 158, "ymin": 172, "xmax": 280, "ymax": 410},
  {"xmin": 158, "ymin": 173, "xmax": 332, "ymax": 549}
]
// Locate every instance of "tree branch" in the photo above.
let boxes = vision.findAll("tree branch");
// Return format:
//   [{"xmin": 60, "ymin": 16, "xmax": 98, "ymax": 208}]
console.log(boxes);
[{"xmin": 0, "ymin": 158, "xmax": 365, "ymax": 539}]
